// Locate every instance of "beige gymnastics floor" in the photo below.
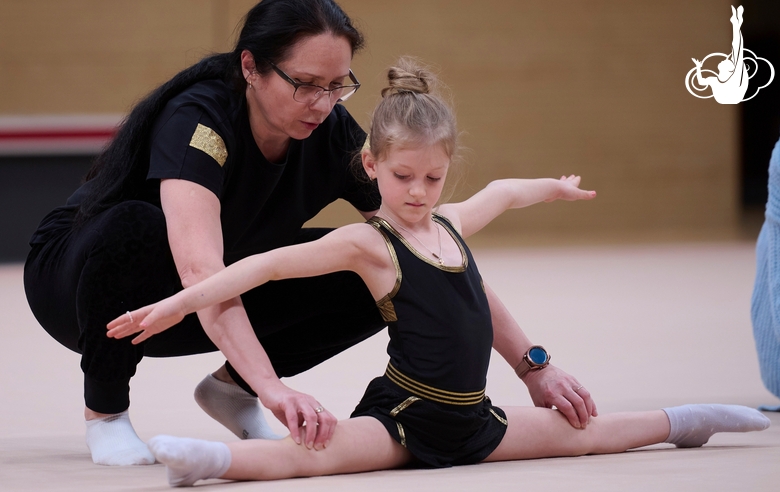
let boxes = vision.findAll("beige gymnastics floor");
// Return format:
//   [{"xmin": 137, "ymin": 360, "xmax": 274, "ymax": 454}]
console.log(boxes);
[{"xmin": 1, "ymin": 241, "xmax": 779, "ymax": 491}]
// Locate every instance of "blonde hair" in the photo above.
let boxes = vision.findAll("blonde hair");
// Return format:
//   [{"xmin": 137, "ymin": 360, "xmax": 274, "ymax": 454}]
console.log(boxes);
[
  {"xmin": 367, "ymin": 57, "xmax": 459, "ymax": 162},
  {"xmin": 359, "ymin": 57, "xmax": 462, "ymax": 202}
]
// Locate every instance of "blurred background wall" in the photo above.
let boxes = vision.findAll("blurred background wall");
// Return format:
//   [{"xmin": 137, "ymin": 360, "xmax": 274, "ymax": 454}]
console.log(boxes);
[{"xmin": 0, "ymin": 0, "xmax": 778, "ymax": 261}]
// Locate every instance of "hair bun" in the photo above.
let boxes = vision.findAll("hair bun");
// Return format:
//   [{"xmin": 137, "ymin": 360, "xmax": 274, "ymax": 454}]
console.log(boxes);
[{"xmin": 381, "ymin": 57, "xmax": 435, "ymax": 97}]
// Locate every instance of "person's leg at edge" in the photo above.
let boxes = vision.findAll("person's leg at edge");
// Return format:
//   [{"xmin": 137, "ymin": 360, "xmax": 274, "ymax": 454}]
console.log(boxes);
[
  {"xmin": 752, "ymin": 137, "xmax": 780, "ymax": 407},
  {"xmin": 483, "ymin": 404, "xmax": 770, "ymax": 462},
  {"xmin": 149, "ymin": 416, "xmax": 410, "ymax": 486}
]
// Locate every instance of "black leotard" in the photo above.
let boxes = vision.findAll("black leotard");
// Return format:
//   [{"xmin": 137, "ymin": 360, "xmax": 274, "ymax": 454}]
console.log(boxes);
[{"xmin": 351, "ymin": 213, "xmax": 507, "ymax": 468}]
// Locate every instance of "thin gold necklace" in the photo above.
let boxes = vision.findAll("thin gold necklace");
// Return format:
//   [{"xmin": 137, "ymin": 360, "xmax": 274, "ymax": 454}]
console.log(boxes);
[{"xmin": 380, "ymin": 208, "xmax": 443, "ymax": 265}]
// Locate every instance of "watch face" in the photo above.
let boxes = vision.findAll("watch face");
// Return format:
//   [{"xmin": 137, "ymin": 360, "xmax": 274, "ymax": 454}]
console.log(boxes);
[{"xmin": 528, "ymin": 346, "xmax": 548, "ymax": 365}]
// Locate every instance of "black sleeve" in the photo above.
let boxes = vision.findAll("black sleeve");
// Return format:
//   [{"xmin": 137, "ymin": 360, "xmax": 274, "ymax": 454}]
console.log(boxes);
[
  {"xmin": 147, "ymin": 104, "xmax": 227, "ymax": 199},
  {"xmin": 338, "ymin": 108, "xmax": 382, "ymax": 212}
]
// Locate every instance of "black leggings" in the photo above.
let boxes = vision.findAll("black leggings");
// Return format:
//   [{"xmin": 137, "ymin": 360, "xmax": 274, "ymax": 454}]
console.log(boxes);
[{"xmin": 24, "ymin": 201, "xmax": 385, "ymax": 413}]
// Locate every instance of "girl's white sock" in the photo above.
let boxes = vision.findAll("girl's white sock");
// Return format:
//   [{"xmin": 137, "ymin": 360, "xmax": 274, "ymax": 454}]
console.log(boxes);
[
  {"xmin": 85, "ymin": 410, "xmax": 155, "ymax": 465},
  {"xmin": 194, "ymin": 374, "xmax": 282, "ymax": 440},
  {"xmin": 663, "ymin": 404, "xmax": 770, "ymax": 448},
  {"xmin": 148, "ymin": 435, "xmax": 231, "ymax": 487}
]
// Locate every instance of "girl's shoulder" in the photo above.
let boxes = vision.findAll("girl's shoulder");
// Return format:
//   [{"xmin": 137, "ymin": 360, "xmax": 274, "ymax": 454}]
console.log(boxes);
[
  {"xmin": 329, "ymin": 221, "xmax": 391, "ymax": 253},
  {"xmin": 432, "ymin": 205, "xmax": 463, "ymax": 235},
  {"xmin": 326, "ymin": 222, "xmax": 398, "ymax": 296}
]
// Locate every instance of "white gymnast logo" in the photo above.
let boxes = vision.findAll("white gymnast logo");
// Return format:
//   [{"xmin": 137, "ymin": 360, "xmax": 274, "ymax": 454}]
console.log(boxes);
[{"xmin": 684, "ymin": 5, "xmax": 774, "ymax": 104}]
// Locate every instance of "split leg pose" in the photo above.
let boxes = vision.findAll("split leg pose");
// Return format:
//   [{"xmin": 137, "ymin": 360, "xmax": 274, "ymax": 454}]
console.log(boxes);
[
  {"xmin": 109, "ymin": 58, "xmax": 770, "ymax": 486},
  {"xmin": 147, "ymin": 404, "xmax": 765, "ymax": 485}
]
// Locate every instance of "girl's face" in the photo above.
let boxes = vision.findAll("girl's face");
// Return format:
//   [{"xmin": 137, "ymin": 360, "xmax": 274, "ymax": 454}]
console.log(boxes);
[
  {"xmin": 243, "ymin": 33, "xmax": 353, "ymax": 141},
  {"xmin": 363, "ymin": 143, "xmax": 451, "ymax": 224}
]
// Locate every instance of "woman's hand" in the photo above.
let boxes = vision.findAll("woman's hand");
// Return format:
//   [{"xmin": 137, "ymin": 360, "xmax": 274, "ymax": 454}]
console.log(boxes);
[
  {"xmin": 522, "ymin": 364, "xmax": 598, "ymax": 429},
  {"xmin": 257, "ymin": 380, "xmax": 337, "ymax": 450},
  {"xmin": 545, "ymin": 175, "xmax": 597, "ymax": 202},
  {"xmin": 106, "ymin": 298, "xmax": 186, "ymax": 344}
]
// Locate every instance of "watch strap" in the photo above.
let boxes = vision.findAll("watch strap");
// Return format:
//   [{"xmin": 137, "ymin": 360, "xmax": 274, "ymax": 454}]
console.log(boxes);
[{"xmin": 514, "ymin": 357, "xmax": 534, "ymax": 378}]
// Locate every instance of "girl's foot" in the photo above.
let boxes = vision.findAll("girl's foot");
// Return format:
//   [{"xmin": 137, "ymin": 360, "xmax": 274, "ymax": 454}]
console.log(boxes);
[
  {"xmin": 663, "ymin": 404, "xmax": 770, "ymax": 448},
  {"xmin": 148, "ymin": 435, "xmax": 231, "ymax": 487}
]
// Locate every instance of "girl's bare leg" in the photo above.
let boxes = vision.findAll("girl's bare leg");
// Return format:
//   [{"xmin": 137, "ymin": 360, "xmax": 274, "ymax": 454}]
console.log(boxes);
[
  {"xmin": 485, "ymin": 404, "xmax": 770, "ymax": 462},
  {"xmin": 150, "ymin": 417, "xmax": 411, "ymax": 486},
  {"xmin": 226, "ymin": 416, "xmax": 410, "ymax": 480},
  {"xmin": 484, "ymin": 407, "xmax": 669, "ymax": 462}
]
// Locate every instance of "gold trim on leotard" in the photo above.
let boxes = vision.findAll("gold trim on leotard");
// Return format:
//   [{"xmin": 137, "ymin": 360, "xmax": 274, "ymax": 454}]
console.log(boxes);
[
  {"xmin": 489, "ymin": 408, "xmax": 508, "ymax": 426},
  {"xmin": 385, "ymin": 362, "xmax": 486, "ymax": 406},
  {"xmin": 375, "ymin": 295, "xmax": 397, "ymax": 323},
  {"xmin": 189, "ymin": 123, "xmax": 228, "ymax": 166},
  {"xmin": 371, "ymin": 213, "xmax": 468, "ymax": 272},
  {"xmin": 368, "ymin": 218, "xmax": 402, "ymax": 322},
  {"xmin": 396, "ymin": 422, "xmax": 407, "ymax": 448},
  {"xmin": 390, "ymin": 396, "xmax": 422, "ymax": 417}
]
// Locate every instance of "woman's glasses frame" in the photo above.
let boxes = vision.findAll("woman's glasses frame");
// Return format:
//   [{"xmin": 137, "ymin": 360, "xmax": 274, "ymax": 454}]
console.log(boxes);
[{"xmin": 263, "ymin": 60, "xmax": 361, "ymax": 104}]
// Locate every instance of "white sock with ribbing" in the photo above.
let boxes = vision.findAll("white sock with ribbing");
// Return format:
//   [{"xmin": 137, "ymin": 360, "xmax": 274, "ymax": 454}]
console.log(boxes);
[
  {"xmin": 148, "ymin": 435, "xmax": 232, "ymax": 487},
  {"xmin": 85, "ymin": 410, "xmax": 155, "ymax": 465},
  {"xmin": 663, "ymin": 404, "xmax": 770, "ymax": 448},
  {"xmin": 194, "ymin": 374, "xmax": 282, "ymax": 440}
]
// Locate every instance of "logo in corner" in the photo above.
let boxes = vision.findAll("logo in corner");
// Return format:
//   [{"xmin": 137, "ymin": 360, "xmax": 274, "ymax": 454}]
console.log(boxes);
[{"xmin": 685, "ymin": 5, "xmax": 774, "ymax": 104}]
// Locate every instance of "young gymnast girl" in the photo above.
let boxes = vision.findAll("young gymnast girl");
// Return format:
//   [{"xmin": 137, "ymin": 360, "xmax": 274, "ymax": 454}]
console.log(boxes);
[{"xmin": 107, "ymin": 59, "xmax": 770, "ymax": 486}]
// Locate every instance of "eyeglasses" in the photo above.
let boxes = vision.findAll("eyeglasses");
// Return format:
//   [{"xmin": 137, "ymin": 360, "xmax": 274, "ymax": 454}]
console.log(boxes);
[{"xmin": 263, "ymin": 60, "xmax": 360, "ymax": 104}]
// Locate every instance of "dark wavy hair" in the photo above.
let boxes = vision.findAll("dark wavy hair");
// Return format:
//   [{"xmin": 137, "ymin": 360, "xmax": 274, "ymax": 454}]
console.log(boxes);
[{"xmin": 75, "ymin": 0, "xmax": 364, "ymax": 225}]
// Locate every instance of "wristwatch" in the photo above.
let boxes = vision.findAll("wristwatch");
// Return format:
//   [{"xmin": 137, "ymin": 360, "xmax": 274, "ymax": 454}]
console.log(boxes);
[{"xmin": 514, "ymin": 345, "xmax": 551, "ymax": 378}]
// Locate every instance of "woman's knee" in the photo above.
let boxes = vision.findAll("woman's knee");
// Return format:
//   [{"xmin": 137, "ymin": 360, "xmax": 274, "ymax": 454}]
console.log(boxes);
[
  {"xmin": 92, "ymin": 201, "xmax": 169, "ymax": 254},
  {"xmin": 81, "ymin": 201, "xmax": 176, "ymax": 282},
  {"xmin": 77, "ymin": 201, "xmax": 179, "ymax": 323}
]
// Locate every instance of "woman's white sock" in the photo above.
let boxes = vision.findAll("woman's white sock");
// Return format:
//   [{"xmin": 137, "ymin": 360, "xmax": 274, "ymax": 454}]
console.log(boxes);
[
  {"xmin": 85, "ymin": 410, "xmax": 155, "ymax": 465},
  {"xmin": 663, "ymin": 404, "xmax": 771, "ymax": 448},
  {"xmin": 194, "ymin": 374, "xmax": 282, "ymax": 440},
  {"xmin": 148, "ymin": 435, "xmax": 231, "ymax": 487}
]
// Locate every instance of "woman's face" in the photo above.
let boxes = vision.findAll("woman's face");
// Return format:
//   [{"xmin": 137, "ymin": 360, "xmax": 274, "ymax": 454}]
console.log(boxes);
[{"xmin": 245, "ymin": 34, "xmax": 353, "ymax": 142}]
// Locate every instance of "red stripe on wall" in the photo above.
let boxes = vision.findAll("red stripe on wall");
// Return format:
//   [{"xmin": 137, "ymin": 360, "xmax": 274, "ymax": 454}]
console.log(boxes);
[{"xmin": 0, "ymin": 130, "xmax": 116, "ymax": 140}]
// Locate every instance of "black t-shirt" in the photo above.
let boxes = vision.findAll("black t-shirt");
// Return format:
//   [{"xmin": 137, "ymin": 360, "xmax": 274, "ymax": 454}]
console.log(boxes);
[{"xmin": 31, "ymin": 79, "xmax": 381, "ymax": 263}]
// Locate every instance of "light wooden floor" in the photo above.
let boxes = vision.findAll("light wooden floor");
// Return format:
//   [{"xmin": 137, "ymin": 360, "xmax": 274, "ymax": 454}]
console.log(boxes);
[{"xmin": 1, "ymin": 241, "xmax": 779, "ymax": 491}]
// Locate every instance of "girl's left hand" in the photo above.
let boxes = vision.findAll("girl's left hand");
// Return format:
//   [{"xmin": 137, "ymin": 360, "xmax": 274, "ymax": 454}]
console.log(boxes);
[
  {"xmin": 522, "ymin": 363, "xmax": 598, "ymax": 429},
  {"xmin": 546, "ymin": 175, "xmax": 596, "ymax": 202}
]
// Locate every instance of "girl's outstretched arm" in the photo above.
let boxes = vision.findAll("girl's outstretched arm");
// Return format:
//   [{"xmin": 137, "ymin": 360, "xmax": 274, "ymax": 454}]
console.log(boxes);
[
  {"xmin": 106, "ymin": 224, "xmax": 377, "ymax": 344},
  {"xmin": 438, "ymin": 175, "xmax": 595, "ymax": 238}
]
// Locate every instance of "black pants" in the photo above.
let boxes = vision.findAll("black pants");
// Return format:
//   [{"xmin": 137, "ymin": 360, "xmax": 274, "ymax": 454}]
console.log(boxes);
[{"xmin": 24, "ymin": 201, "xmax": 385, "ymax": 414}]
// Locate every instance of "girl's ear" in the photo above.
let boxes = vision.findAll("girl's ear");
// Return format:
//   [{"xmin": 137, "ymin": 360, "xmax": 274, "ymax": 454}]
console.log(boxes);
[{"xmin": 362, "ymin": 149, "xmax": 378, "ymax": 180}]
